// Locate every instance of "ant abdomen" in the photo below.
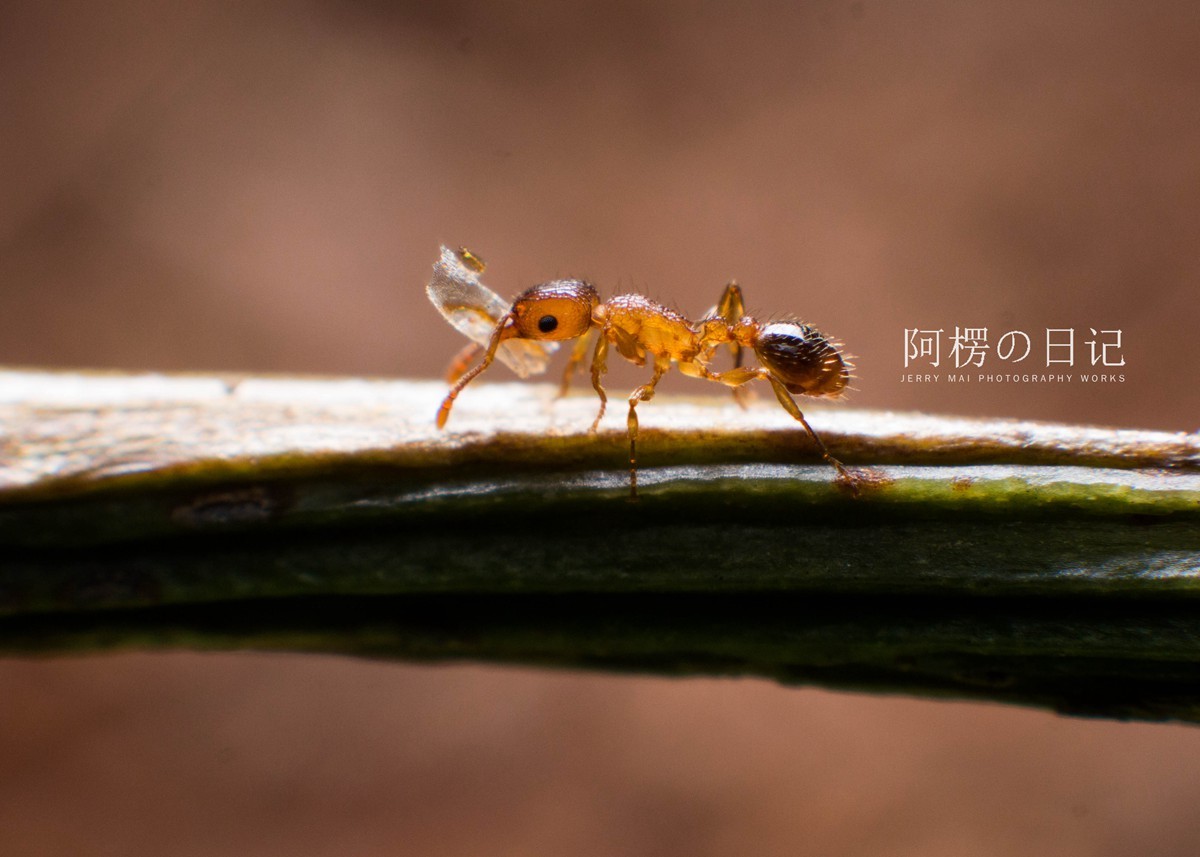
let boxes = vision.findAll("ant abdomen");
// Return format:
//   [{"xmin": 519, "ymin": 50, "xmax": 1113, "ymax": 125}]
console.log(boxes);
[{"xmin": 755, "ymin": 322, "xmax": 849, "ymax": 397}]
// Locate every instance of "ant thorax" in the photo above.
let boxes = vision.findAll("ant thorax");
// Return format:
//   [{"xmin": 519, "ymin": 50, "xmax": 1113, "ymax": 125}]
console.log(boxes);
[
  {"xmin": 598, "ymin": 294, "xmax": 701, "ymax": 363},
  {"xmin": 692, "ymin": 315, "xmax": 756, "ymax": 362}
]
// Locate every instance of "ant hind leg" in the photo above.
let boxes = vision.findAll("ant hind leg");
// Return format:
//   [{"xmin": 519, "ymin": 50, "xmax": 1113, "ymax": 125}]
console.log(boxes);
[
  {"xmin": 696, "ymin": 363, "xmax": 858, "ymax": 492},
  {"xmin": 762, "ymin": 374, "xmax": 857, "ymax": 490},
  {"xmin": 713, "ymin": 280, "xmax": 745, "ymax": 326},
  {"xmin": 712, "ymin": 281, "xmax": 751, "ymax": 409}
]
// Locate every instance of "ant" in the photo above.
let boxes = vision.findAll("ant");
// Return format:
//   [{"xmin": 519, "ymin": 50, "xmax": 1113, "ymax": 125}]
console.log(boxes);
[{"xmin": 426, "ymin": 246, "xmax": 857, "ymax": 499}]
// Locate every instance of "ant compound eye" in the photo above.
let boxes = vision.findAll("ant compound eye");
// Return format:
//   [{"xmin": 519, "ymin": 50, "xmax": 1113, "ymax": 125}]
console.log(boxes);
[
  {"xmin": 511, "ymin": 279, "xmax": 600, "ymax": 340},
  {"xmin": 756, "ymin": 322, "xmax": 849, "ymax": 397}
]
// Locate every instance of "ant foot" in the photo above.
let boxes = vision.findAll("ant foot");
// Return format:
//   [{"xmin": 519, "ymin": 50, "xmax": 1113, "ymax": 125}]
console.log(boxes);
[
  {"xmin": 834, "ymin": 466, "xmax": 861, "ymax": 497},
  {"xmin": 834, "ymin": 465, "xmax": 889, "ymax": 498}
]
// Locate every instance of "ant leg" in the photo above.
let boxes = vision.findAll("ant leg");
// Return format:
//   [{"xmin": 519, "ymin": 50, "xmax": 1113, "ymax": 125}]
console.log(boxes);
[
  {"xmin": 445, "ymin": 341, "xmax": 483, "ymax": 384},
  {"xmin": 558, "ymin": 329, "xmax": 595, "ymax": 398},
  {"xmin": 714, "ymin": 280, "xmax": 745, "ymax": 325},
  {"xmin": 697, "ymin": 363, "xmax": 855, "ymax": 486},
  {"xmin": 712, "ymin": 281, "xmax": 751, "ymax": 409},
  {"xmin": 625, "ymin": 359, "xmax": 669, "ymax": 500},
  {"xmin": 761, "ymin": 374, "xmax": 854, "ymax": 483},
  {"xmin": 588, "ymin": 332, "xmax": 609, "ymax": 433},
  {"xmin": 436, "ymin": 314, "xmax": 513, "ymax": 429},
  {"xmin": 730, "ymin": 380, "xmax": 753, "ymax": 411}
]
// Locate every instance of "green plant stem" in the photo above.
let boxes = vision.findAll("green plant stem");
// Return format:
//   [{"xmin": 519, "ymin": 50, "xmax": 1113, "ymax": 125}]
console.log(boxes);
[{"xmin": 1, "ymin": 369, "xmax": 1198, "ymax": 721}]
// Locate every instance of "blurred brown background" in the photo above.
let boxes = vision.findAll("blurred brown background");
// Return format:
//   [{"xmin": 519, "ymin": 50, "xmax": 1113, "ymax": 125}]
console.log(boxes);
[{"xmin": 2, "ymin": 2, "xmax": 1199, "ymax": 855}]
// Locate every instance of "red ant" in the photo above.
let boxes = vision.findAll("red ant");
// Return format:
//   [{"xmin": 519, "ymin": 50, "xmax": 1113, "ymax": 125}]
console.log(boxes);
[{"xmin": 427, "ymin": 246, "xmax": 856, "ymax": 498}]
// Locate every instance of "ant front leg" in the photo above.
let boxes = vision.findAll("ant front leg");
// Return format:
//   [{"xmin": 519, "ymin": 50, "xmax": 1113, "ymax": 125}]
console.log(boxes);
[
  {"xmin": 761, "ymin": 374, "xmax": 855, "ymax": 486},
  {"xmin": 588, "ymin": 331, "xmax": 610, "ymax": 432},
  {"xmin": 625, "ymin": 357, "xmax": 669, "ymax": 501},
  {"xmin": 436, "ymin": 313, "xmax": 512, "ymax": 429},
  {"xmin": 558, "ymin": 329, "xmax": 595, "ymax": 398}
]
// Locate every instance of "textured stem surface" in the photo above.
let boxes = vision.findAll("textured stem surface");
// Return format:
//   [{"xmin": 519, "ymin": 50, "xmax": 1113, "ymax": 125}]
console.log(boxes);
[{"xmin": 1, "ymin": 369, "xmax": 1198, "ymax": 722}]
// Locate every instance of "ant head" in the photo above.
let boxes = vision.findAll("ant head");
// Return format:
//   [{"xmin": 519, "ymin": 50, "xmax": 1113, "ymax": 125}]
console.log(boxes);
[
  {"xmin": 509, "ymin": 279, "xmax": 599, "ymax": 341},
  {"xmin": 755, "ymin": 322, "xmax": 850, "ymax": 397}
]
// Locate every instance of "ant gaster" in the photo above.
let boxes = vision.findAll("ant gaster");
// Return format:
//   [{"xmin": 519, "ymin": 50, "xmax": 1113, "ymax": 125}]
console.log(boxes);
[{"xmin": 427, "ymin": 246, "xmax": 855, "ymax": 498}]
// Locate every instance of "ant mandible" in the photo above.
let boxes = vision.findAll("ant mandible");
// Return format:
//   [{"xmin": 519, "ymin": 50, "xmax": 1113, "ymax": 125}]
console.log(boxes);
[{"xmin": 426, "ymin": 246, "xmax": 856, "ymax": 499}]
